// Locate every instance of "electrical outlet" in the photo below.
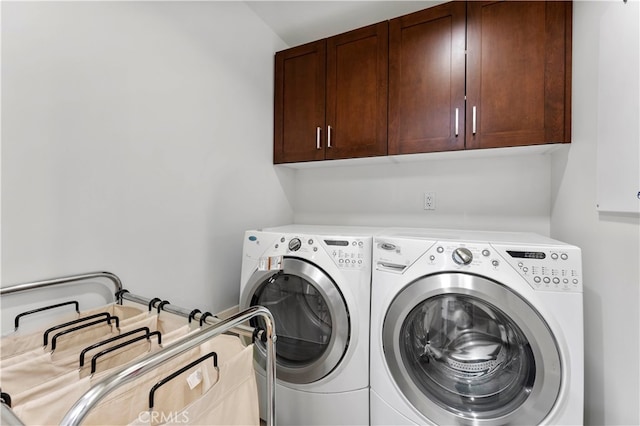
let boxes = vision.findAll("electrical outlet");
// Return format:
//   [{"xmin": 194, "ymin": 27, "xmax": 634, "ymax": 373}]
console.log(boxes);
[{"xmin": 424, "ymin": 192, "xmax": 436, "ymax": 210}]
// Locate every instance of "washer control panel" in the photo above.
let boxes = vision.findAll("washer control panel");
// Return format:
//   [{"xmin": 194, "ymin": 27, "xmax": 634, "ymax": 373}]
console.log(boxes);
[
  {"xmin": 324, "ymin": 238, "xmax": 368, "ymax": 269},
  {"xmin": 498, "ymin": 246, "xmax": 582, "ymax": 292},
  {"xmin": 374, "ymin": 237, "xmax": 582, "ymax": 293},
  {"xmin": 266, "ymin": 234, "xmax": 368, "ymax": 270}
]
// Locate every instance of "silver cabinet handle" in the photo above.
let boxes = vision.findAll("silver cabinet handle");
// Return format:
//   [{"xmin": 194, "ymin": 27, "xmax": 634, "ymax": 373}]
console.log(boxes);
[
  {"xmin": 455, "ymin": 108, "xmax": 459, "ymax": 136},
  {"xmin": 327, "ymin": 125, "xmax": 332, "ymax": 148},
  {"xmin": 316, "ymin": 127, "xmax": 322, "ymax": 150},
  {"xmin": 472, "ymin": 106, "xmax": 477, "ymax": 135}
]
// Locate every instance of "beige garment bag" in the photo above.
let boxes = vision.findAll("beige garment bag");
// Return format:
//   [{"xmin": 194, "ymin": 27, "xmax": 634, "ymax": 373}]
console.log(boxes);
[
  {"xmin": 11, "ymin": 325, "xmax": 194, "ymax": 409},
  {"xmin": 1, "ymin": 302, "xmax": 187, "ymax": 369},
  {"xmin": 9, "ymin": 324, "xmax": 194, "ymax": 417},
  {"xmin": 0, "ymin": 303, "xmax": 147, "ymax": 362},
  {"xmin": 130, "ymin": 344, "xmax": 259, "ymax": 426},
  {"xmin": 0, "ymin": 314, "xmax": 159, "ymax": 396},
  {"xmin": 1, "ymin": 307, "xmax": 192, "ymax": 397},
  {"xmin": 81, "ymin": 334, "xmax": 248, "ymax": 425}
]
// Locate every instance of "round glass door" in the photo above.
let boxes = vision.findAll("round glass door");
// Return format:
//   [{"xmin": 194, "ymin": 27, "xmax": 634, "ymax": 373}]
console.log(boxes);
[
  {"xmin": 243, "ymin": 257, "xmax": 350, "ymax": 384},
  {"xmin": 383, "ymin": 272, "xmax": 561, "ymax": 425}
]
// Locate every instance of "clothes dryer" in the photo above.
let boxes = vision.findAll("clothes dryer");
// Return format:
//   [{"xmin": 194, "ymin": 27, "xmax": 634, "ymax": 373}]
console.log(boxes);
[
  {"xmin": 240, "ymin": 225, "xmax": 377, "ymax": 425},
  {"xmin": 370, "ymin": 228, "xmax": 583, "ymax": 426}
]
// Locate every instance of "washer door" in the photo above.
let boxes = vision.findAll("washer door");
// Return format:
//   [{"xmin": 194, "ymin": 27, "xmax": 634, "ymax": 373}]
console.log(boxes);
[
  {"xmin": 383, "ymin": 272, "xmax": 561, "ymax": 425},
  {"xmin": 242, "ymin": 257, "xmax": 350, "ymax": 384}
]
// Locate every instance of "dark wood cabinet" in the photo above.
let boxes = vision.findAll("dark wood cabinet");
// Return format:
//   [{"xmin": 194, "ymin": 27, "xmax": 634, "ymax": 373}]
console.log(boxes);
[
  {"xmin": 466, "ymin": 1, "xmax": 572, "ymax": 149},
  {"xmin": 388, "ymin": 1, "xmax": 571, "ymax": 155},
  {"xmin": 274, "ymin": 1, "xmax": 572, "ymax": 163},
  {"xmin": 274, "ymin": 22, "xmax": 388, "ymax": 164},
  {"xmin": 274, "ymin": 40, "xmax": 326, "ymax": 163},
  {"xmin": 389, "ymin": 1, "xmax": 466, "ymax": 155}
]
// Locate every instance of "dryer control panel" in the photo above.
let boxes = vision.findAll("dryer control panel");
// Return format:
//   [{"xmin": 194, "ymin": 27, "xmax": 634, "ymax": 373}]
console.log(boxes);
[
  {"xmin": 418, "ymin": 242, "xmax": 583, "ymax": 293},
  {"xmin": 374, "ymin": 237, "xmax": 582, "ymax": 293},
  {"xmin": 323, "ymin": 238, "xmax": 368, "ymax": 269},
  {"xmin": 493, "ymin": 245, "xmax": 583, "ymax": 293},
  {"xmin": 253, "ymin": 233, "xmax": 369, "ymax": 270}
]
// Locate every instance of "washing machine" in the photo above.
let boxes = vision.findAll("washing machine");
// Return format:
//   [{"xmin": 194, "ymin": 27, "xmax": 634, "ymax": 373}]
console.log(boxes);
[
  {"xmin": 240, "ymin": 224, "xmax": 377, "ymax": 425},
  {"xmin": 370, "ymin": 228, "xmax": 584, "ymax": 426}
]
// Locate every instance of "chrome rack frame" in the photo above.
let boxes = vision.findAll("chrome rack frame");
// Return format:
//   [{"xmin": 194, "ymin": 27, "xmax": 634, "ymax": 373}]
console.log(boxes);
[
  {"xmin": 0, "ymin": 400, "xmax": 24, "ymax": 426},
  {"xmin": 0, "ymin": 272, "xmax": 276, "ymax": 426},
  {"xmin": 119, "ymin": 292, "xmax": 258, "ymax": 340},
  {"xmin": 0, "ymin": 271, "xmax": 123, "ymax": 297}
]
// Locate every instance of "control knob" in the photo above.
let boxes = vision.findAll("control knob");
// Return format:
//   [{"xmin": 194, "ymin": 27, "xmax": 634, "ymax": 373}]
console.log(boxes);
[
  {"xmin": 288, "ymin": 238, "xmax": 302, "ymax": 252},
  {"xmin": 452, "ymin": 247, "xmax": 473, "ymax": 265}
]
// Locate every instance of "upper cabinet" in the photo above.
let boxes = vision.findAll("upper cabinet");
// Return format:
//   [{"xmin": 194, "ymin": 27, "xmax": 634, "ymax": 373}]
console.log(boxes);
[
  {"xmin": 274, "ymin": 1, "xmax": 572, "ymax": 164},
  {"xmin": 465, "ymin": 1, "xmax": 572, "ymax": 149},
  {"xmin": 274, "ymin": 40, "xmax": 326, "ymax": 163},
  {"xmin": 388, "ymin": 2, "xmax": 467, "ymax": 155},
  {"xmin": 274, "ymin": 22, "xmax": 388, "ymax": 164}
]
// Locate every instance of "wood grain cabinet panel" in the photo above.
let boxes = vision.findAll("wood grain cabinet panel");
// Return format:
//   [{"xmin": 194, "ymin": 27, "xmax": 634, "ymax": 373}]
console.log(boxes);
[
  {"xmin": 389, "ymin": 1, "xmax": 466, "ymax": 154},
  {"xmin": 326, "ymin": 22, "xmax": 388, "ymax": 160},
  {"xmin": 274, "ymin": 22, "xmax": 388, "ymax": 164},
  {"xmin": 466, "ymin": 1, "xmax": 572, "ymax": 149},
  {"xmin": 274, "ymin": 41, "xmax": 326, "ymax": 164}
]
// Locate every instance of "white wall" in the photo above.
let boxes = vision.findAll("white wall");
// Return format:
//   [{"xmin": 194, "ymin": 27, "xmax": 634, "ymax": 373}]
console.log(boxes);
[
  {"xmin": 290, "ymin": 149, "xmax": 553, "ymax": 234},
  {"xmin": 1, "ymin": 1, "xmax": 294, "ymax": 316},
  {"xmin": 551, "ymin": 2, "xmax": 640, "ymax": 425}
]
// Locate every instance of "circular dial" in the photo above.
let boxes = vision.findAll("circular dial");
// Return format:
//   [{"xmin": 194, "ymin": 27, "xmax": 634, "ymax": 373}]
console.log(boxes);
[
  {"xmin": 288, "ymin": 237, "xmax": 302, "ymax": 251},
  {"xmin": 452, "ymin": 247, "xmax": 473, "ymax": 265}
]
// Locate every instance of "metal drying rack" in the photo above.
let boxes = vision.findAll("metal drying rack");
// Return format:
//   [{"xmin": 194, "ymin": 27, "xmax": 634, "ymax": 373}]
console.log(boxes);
[{"xmin": 0, "ymin": 271, "xmax": 276, "ymax": 426}]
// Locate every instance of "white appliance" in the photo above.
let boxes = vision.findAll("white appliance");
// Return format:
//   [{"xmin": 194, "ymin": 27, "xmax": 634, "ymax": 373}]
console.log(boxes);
[
  {"xmin": 370, "ymin": 228, "xmax": 584, "ymax": 426},
  {"xmin": 240, "ymin": 225, "xmax": 377, "ymax": 425}
]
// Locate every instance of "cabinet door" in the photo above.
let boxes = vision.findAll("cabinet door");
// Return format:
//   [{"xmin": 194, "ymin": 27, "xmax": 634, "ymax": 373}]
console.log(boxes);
[
  {"xmin": 388, "ymin": 2, "xmax": 466, "ymax": 155},
  {"xmin": 466, "ymin": 1, "xmax": 572, "ymax": 149},
  {"xmin": 326, "ymin": 22, "xmax": 388, "ymax": 160},
  {"xmin": 274, "ymin": 40, "xmax": 326, "ymax": 163}
]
